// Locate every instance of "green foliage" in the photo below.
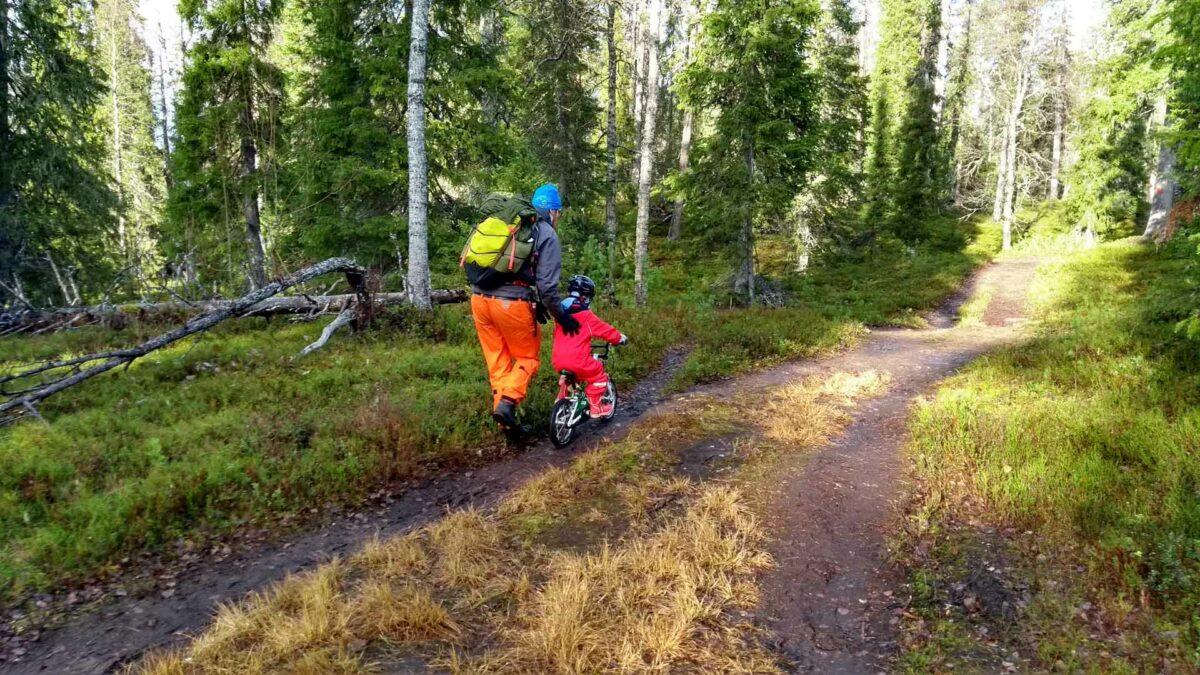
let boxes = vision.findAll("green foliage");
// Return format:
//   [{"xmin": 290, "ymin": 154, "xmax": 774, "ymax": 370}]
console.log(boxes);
[
  {"xmin": 863, "ymin": 0, "xmax": 943, "ymax": 240},
  {"xmin": 909, "ymin": 239, "xmax": 1200, "ymax": 655},
  {"xmin": 0, "ymin": 0, "xmax": 117, "ymax": 306},
  {"xmin": 95, "ymin": 0, "xmax": 165, "ymax": 295},
  {"xmin": 677, "ymin": 0, "xmax": 821, "ymax": 294},
  {"xmin": 790, "ymin": 0, "xmax": 867, "ymax": 257},
  {"xmin": 164, "ymin": 0, "xmax": 285, "ymax": 292},
  {"xmin": 1163, "ymin": 0, "xmax": 1200, "ymax": 195},
  {"xmin": 507, "ymin": 0, "xmax": 601, "ymax": 208},
  {"xmin": 1066, "ymin": 0, "xmax": 1167, "ymax": 239}
]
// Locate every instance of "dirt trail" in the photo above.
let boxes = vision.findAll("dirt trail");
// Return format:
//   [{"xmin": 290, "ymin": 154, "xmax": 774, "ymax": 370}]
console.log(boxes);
[
  {"xmin": 5, "ymin": 350, "xmax": 688, "ymax": 674},
  {"xmin": 5, "ymin": 259, "xmax": 1039, "ymax": 674},
  {"xmin": 737, "ymin": 258, "xmax": 1039, "ymax": 673}
]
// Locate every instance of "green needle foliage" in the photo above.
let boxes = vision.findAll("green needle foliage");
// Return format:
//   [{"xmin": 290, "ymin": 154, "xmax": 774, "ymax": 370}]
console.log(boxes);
[
  {"xmin": 678, "ymin": 0, "xmax": 821, "ymax": 302},
  {"xmin": 0, "ymin": 0, "xmax": 116, "ymax": 305}
]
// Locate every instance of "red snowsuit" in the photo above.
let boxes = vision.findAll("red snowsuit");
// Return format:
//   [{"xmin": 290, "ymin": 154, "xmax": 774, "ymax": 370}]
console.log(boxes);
[{"xmin": 552, "ymin": 301, "xmax": 623, "ymax": 413}]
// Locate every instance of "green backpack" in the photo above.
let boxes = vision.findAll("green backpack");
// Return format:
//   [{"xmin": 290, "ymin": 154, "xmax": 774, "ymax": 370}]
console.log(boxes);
[{"xmin": 460, "ymin": 193, "xmax": 537, "ymax": 288}]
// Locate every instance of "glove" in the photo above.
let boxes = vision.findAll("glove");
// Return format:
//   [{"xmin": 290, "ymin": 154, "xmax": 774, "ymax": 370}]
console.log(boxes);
[
  {"xmin": 618, "ymin": 334, "xmax": 628, "ymax": 345},
  {"xmin": 557, "ymin": 312, "xmax": 581, "ymax": 336},
  {"xmin": 535, "ymin": 302, "xmax": 550, "ymax": 325}
]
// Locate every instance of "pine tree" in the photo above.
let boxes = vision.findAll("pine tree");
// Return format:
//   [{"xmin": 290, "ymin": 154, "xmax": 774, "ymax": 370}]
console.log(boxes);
[
  {"xmin": 679, "ymin": 0, "xmax": 821, "ymax": 303},
  {"xmin": 167, "ymin": 0, "xmax": 285, "ymax": 292},
  {"xmin": 0, "ymin": 0, "xmax": 116, "ymax": 306}
]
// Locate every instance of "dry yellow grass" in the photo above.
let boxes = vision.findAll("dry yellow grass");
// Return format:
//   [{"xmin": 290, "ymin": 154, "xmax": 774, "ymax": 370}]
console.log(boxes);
[
  {"xmin": 133, "ymin": 373, "xmax": 887, "ymax": 674},
  {"xmin": 756, "ymin": 370, "xmax": 890, "ymax": 447}
]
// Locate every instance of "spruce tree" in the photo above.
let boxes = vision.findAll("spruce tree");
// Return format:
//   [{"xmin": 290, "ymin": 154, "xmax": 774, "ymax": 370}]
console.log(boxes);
[
  {"xmin": 510, "ymin": 0, "xmax": 601, "ymax": 206},
  {"xmin": 863, "ymin": 0, "xmax": 943, "ymax": 241},
  {"xmin": 96, "ymin": 0, "xmax": 164, "ymax": 295},
  {"xmin": 793, "ymin": 0, "xmax": 866, "ymax": 267},
  {"xmin": 0, "ymin": 0, "xmax": 116, "ymax": 306},
  {"xmin": 167, "ymin": 0, "xmax": 284, "ymax": 292},
  {"xmin": 679, "ymin": 0, "xmax": 821, "ymax": 303}
]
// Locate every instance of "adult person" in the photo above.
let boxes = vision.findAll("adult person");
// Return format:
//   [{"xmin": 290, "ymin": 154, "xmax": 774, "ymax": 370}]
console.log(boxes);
[{"xmin": 470, "ymin": 183, "xmax": 580, "ymax": 433}]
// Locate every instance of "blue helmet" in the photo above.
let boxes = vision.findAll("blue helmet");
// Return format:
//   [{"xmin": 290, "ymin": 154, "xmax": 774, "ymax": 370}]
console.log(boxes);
[{"xmin": 531, "ymin": 183, "xmax": 563, "ymax": 211}]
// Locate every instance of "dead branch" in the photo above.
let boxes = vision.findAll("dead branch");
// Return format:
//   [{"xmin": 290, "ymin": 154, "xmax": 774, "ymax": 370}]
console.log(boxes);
[
  {"xmin": 298, "ymin": 308, "xmax": 356, "ymax": 356},
  {"xmin": 0, "ymin": 289, "xmax": 466, "ymax": 333},
  {"xmin": 0, "ymin": 257, "xmax": 372, "ymax": 425}
]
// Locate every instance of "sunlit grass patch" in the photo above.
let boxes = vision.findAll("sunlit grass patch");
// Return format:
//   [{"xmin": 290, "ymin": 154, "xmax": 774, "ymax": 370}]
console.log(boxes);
[{"xmin": 901, "ymin": 237, "xmax": 1200, "ymax": 669}]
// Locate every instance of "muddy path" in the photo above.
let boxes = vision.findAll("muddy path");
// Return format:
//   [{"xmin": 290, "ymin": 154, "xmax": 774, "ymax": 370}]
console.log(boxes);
[{"xmin": 5, "ymin": 350, "xmax": 690, "ymax": 674}]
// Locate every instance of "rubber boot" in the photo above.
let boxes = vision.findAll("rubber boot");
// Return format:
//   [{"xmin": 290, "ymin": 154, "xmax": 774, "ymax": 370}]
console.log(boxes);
[{"xmin": 493, "ymin": 397, "xmax": 518, "ymax": 429}]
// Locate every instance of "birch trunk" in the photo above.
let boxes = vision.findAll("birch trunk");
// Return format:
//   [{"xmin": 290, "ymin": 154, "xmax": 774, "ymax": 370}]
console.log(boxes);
[
  {"xmin": 630, "ymin": 0, "xmax": 649, "ymax": 190},
  {"xmin": 605, "ymin": 2, "xmax": 619, "ymax": 295},
  {"xmin": 1048, "ymin": 94, "xmax": 1063, "ymax": 200},
  {"xmin": 668, "ymin": 16, "xmax": 694, "ymax": 242},
  {"xmin": 405, "ymin": 0, "xmax": 432, "ymax": 309},
  {"xmin": 155, "ymin": 29, "xmax": 173, "ymax": 187},
  {"xmin": 239, "ymin": 116, "xmax": 267, "ymax": 290},
  {"xmin": 108, "ymin": 18, "xmax": 127, "ymax": 260},
  {"xmin": 1000, "ymin": 69, "xmax": 1027, "ymax": 250},
  {"xmin": 633, "ymin": 0, "xmax": 662, "ymax": 307},
  {"xmin": 1144, "ymin": 95, "xmax": 1177, "ymax": 242}
]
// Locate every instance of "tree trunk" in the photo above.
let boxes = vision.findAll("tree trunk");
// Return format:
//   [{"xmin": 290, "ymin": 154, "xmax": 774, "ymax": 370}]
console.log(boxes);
[
  {"xmin": 1144, "ymin": 95, "xmax": 1177, "ymax": 243},
  {"xmin": 668, "ymin": 18, "xmax": 694, "ymax": 242},
  {"xmin": 605, "ymin": 1, "xmax": 619, "ymax": 297},
  {"xmin": 1048, "ymin": 93, "xmax": 1063, "ymax": 200},
  {"xmin": 1000, "ymin": 69, "xmax": 1027, "ymax": 250},
  {"xmin": 633, "ymin": 0, "xmax": 662, "ymax": 307},
  {"xmin": 735, "ymin": 139, "xmax": 756, "ymax": 304},
  {"xmin": 992, "ymin": 130, "xmax": 1008, "ymax": 223},
  {"xmin": 668, "ymin": 108, "xmax": 692, "ymax": 241},
  {"xmin": 239, "ymin": 126, "xmax": 266, "ymax": 290},
  {"xmin": 109, "ymin": 18, "xmax": 127, "ymax": 259},
  {"xmin": 0, "ymin": 258, "xmax": 373, "ymax": 424},
  {"xmin": 630, "ymin": 0, "xmax": 649, "ymax": 190},
  {"xmin": 155, "ymin": 30, "xmax": 173, "ymax": 187},
  {"xmin": 405, "ymin": 0, "xmax": 432, "ymax": 309},
  {"xmin": 0, "ymin": 0, "xmax": 15, "ymax": 294}
]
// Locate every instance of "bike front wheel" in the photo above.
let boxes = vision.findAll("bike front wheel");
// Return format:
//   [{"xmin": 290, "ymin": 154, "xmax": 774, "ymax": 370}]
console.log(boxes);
[
  {"xmin": 550, "ymin": 398, "xmax": 578, "ymax": 448},
  {"xmin": 598, "ymin": 381, "xmax": 618, "ymax": 424}
]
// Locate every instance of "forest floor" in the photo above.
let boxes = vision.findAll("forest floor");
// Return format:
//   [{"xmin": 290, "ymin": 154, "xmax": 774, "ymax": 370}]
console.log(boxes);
[{"xmin": 3, "ymin": 255, "xmax": 1039, "ymax": 673}]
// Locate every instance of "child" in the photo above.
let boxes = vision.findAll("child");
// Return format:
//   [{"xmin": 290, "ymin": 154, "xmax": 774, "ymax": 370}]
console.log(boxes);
[{"xmin": 551, "ymin": 275, "xmax": 627, "ymax": 418}]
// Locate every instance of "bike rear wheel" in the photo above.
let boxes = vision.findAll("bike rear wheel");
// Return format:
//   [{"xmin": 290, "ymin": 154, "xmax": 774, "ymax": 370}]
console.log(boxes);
[{"xmin": 550, "ymin": 398, "xmax": 578, "ymax": 448}]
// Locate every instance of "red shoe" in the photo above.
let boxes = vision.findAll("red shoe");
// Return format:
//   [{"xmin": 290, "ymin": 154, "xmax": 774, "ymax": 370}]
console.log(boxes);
[{"xmin": 587, "ymin": 381, "xmax": 612, "ymax": 418}]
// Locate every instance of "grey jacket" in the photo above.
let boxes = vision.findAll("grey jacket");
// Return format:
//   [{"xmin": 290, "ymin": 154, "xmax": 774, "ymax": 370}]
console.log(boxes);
[{"xmin": 471, "ymin": 218, "xmax": 563, "ymax": 309}]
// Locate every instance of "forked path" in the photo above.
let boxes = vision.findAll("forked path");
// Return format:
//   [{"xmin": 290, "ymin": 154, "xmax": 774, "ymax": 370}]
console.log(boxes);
[
  {"xmin": 6, "ymin": 259, "xmax": 1037, "ymax": 673},
  {"xmin": 740, "ymin": 258, "xmax": 1039, "ymax": 672}
]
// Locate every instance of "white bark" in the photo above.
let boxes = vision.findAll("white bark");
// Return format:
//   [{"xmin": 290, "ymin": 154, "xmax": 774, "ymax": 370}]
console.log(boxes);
[
  {"xmin": 668, "ymin": 108, "xmax": 692, "ymax": 241},
  {"xmin": 605, "ymin": 1, "xmax": 619, "ymax": 293},
  {"xmin": 633, "ymin": 0, "xmax": 663, "ymax": 307},
  {"xmin": 405, "ymin": 0, "xmax": 432, "ymax": 309},
  {"xmin": 1144, "ymin": 95, "xmax": 1177, "ymax": 243},
  {"xmin": 999, "ymin": 67, "xmax": 1028, "ymax": 250}
]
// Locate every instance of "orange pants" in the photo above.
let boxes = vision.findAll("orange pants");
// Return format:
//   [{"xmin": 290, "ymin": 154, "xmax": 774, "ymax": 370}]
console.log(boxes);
[{"xmin": 471, "ymin": 294, "xmax": 541, "ymax": 408}]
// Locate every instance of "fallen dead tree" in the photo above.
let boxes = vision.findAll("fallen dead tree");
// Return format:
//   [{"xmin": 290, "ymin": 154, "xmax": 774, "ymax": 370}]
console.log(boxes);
[
  {"xmin": 0, "ymin": 258, "xmax": 465, "ymax": 425},
  {"xmin": 0, "ymin": 288, "xmax": 466, "ymax": 334}
]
